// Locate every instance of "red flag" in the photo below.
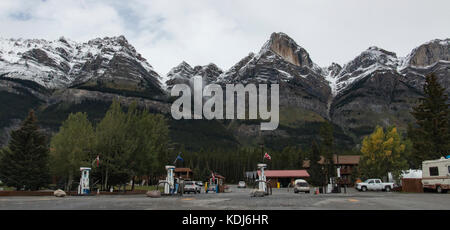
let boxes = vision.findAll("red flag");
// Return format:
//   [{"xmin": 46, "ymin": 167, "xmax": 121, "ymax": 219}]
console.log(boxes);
[
  {"xmin": 264, "ymin": 152, "xmax": 271, "ymax": 160},
  {"xmin": 96, "ymin": 155, "xmax": 100, "ymax": 166}
]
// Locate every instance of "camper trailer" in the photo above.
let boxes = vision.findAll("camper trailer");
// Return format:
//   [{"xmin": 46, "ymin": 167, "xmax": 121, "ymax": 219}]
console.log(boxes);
[{"xmin": 422, "ymin": 157, "xmax": 450, "ymax": 193}]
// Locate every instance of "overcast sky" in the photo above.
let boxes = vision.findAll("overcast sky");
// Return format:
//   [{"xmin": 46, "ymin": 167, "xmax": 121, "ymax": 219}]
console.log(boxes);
[{"xmin": 1, "ymin": 0, "xmax": 449, "ymax": 75}]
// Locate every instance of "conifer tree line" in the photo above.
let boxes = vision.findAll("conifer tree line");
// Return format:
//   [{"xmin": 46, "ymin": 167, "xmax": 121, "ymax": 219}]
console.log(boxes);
[
  {"xmin": 49, "ymin": 100, "xmax": 170, "ymax": 191},
  {"xmin": 172, "ymin": 145, "xmax": 308, "ymax": 184},
  {"xmin": 0, "ymin": 111, "xmax": 51, "ymax": 190},
  {"xmin": 0, "ymin": 100, "xmax": 170, "ymax": 191},
  {"xmin": 407, "ymin": 73, "xmax": 450, "ymax": 168},
  {"xmin": 0, "ymin": 73, "xmax": 448, "ymax": 191},
  {"xmin": 356, "ymin": 73, "xmax": 449, "ymax": 182}
]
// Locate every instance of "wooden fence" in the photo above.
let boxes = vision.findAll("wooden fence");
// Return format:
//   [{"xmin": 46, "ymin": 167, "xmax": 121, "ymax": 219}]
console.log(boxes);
[{"xmin": 401, "ymin": 178, "xmax": 423, "ymax": 193}]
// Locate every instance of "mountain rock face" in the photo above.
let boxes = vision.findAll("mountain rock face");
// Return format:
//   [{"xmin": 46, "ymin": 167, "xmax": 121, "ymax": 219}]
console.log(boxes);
[
  {"xmin": 0, "ymin": 33, "xmax": 448, "ymax": 150},
  {"xmin": 165, "ymin": 61, "xmax": 223, "ymax": 90},
  {"xmin": 210, "ymin": 33, "xmax": 448, "ymax": 146},
  {"xmin": 400, "ymin": 39, "xmax": 450, "ymax": 94},
  {"xmin": 0, "ymin": 35, "xmax": 167, "ymax": 145},
  {"xmin": 209, "ymin": 33, "xmax": 342, "ymax": 147},
  {"xmin": 407, "ymin": 39, "xmax": 450, "ymax": 67},
  {"xmin": 0, "ymin": 36, "xmax": 164, "ymax": 98},
  {"xmin": 217, "ymin": 32, "xmax": 330, "ymax": 118},
  {"xmin": 330, "ymin": 39, "xmax": 449, "ymax": 137}
]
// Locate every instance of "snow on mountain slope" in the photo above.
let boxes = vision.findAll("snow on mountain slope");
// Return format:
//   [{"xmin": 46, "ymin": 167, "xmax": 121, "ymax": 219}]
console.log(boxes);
[
  {"xmin": 217, "ymin": 32, "xmax": 326, "ymax": 85},
  {"xmin": 165, "ymin": 61, "xmax": 223, "ymax": 90},
  {"xmin": 325, "ymin": 39, "xmax": 449, "ymax": 97},
  {"xmin": 328, "ymin": 46, "xmax": 400, "ymax": 96},
  {"xmin": 166, "ymin": 61, "xmax": 195, "ymax": 81},
  {"xmin": 323, "ymin": 63, "xmax": 342, "ymax": 96},
  {"xmin": 0, "ymin": 36, "xmax": 160, "ymax": 89},
  {"xmin": 1, "ymin": 33, "xmax": 447, "ymax": 100}
]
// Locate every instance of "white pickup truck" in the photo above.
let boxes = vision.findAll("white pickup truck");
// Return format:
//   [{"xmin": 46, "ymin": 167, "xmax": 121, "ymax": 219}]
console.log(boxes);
[{"xmin": 356, "ymin": 179, "xmax": 394, "ymax": 192}]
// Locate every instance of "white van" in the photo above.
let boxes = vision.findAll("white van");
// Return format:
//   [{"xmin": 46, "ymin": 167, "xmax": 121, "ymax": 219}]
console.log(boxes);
[
  {"xmin": 293, "ymin": 179, "xmax": 310, "ymax": 193},
  {"xmin": 422, "ymin": 157, "xmax": 450, "ymax": 193}
]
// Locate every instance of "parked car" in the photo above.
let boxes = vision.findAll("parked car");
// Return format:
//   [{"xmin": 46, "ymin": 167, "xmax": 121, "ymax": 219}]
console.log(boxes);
[
  {"xmin": 237, "ymin": 181, "xmax": 246, "ymax": 188},
  {"xmin": 422, "ymin": 157, "xmax": 450, "ymax": 193},
  {"xmin": 356, "ymin": 179, "xmax": 394, "ymax": 192},
  {"xmin": 293, "ymin": 179, "xmax": 310, "ymax": 193},
  {"xmin": 183, "ymin": 181, "xmax": 199, "ymax": 194}
]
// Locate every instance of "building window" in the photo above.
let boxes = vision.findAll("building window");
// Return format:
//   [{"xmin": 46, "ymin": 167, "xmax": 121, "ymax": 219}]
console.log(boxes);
[{"xmin": 429, "ymin": 167, "xmax": 439, "ymax": 176}]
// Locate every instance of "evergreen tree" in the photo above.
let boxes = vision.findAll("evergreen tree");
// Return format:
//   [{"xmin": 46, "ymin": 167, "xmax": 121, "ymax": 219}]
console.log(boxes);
[
  {"xmin": 320, "ymin": 121, "xmax": 335, "ymax": 180},
  {"xmin": 0, "ymin": 110, "xmax": 51, "ymax": 190},
  {"xmin": 296, "ymin": 146, "xmax": 306, "ymax": 169},
  {"xmin": 307, "ymin": 141, "xmax": 325, "ymax": 186},
  {"xmin": 409, "ymin": 73, "xmax": 450, "ymax": 168}
]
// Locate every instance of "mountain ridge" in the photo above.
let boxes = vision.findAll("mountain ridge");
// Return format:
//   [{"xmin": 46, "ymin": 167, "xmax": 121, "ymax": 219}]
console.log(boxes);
[{"xmin": 0, "ymin": 32, "xmax": 448, "ymax": 150}]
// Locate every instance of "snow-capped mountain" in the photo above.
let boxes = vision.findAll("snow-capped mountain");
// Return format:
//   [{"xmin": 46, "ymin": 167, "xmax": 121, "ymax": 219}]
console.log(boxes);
[
  {"xmin": 330, "ymin": 46, "xmax": 399, "ymax": 95},
  {"xmin": 0, "ymin": 33, "xmax": 448, "ymax": 148},
  {"xmin": 217, "ymin": 32, "xmax": 326, "ymax": 84},
  {"xmin": 0, "ymin": 35, "xmax": 163, "ymax": 95},
  {"xmin": 211, "ymin": 32, "xmax": 449, "ymax": 141},
  {"xmin": 165, "ymin": 61, "xmax": 223, "ymax": 90},
  {"xmin": 329, "ymin": 38, "xmax": 449, "ymax": 136},
  {"xmin": 215, "ymin": 32, "xmax": 332, "ymax": 121},
  {"xmin": 326, "ymin": 39, "xmax": 449, "ymax": 97}
]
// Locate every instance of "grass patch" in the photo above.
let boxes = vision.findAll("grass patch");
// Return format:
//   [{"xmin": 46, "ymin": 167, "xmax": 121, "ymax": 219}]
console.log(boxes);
[{"xmin": 124, "ymin": 185, "xmax": 163, "ymax": 192}]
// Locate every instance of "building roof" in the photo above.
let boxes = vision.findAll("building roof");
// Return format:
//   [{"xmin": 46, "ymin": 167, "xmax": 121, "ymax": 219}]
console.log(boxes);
[
  {"xmin": 303, "ymin": 155, "xmax": 360, "ymax": 168},
  {"xmin": 174, "ymin": 168, "xmax": 192, "ymax": 173},
  {"xmin": 210, "ymin": 174, "xmax": 225, "ymax": 179},
  {"xmin": 258, "ymin": 170, "xmax": 310, "ymax": 178}
]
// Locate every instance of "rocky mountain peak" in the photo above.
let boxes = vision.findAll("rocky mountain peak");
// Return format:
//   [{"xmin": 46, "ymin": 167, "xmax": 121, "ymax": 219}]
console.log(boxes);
[
  {"xmin": 193, "ymin": 63, "xmax": 223, "ymax": 83},
  {"xmin": 165, "ymin": 61, "xmax": 223, "ymax": 90},
  {"xmin": 407, "ymin": 38, "xmax": 450, "ymax": 67},
  {"xmin": 0, "ymin": 35, "xmax": 162, "ymax": 94},
  {"xmin": 167, "ymin": 61, "xmax": 194, "ymax": 80},
  {"xmin": 340, "ymin": 46, "xmax": 399, "ymax": 75},
  {"xmin": 262, "ymin": 32, "xmax": 314, "ymax": 68},
  {"xmin": 327, "ymin": 62, "xmax": 342, "ymax": 76}
]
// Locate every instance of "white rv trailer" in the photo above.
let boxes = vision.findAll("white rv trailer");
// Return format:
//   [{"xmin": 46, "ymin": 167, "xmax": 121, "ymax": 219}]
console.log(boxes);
[{"xmin": 422, "ymin": 157, "xmax": 450, "ymax": 193}]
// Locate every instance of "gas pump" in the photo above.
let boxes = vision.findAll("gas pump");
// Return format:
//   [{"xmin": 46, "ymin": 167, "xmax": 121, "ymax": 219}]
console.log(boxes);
[
  {"xmin": 164, "ymin": 165, "xmax": 175, "ymax": 194},
  {"xmin": 256, "ymin": 163, "xmax": 271, "ymax": 195},
  {"xmin": 157, "ymin": 165, "xmax": 183, "ymax": 196},
  {"xmin": 206, "ymin": 177, "xmax": 218, "ymax": 193},
  {"xmin": 78, "ymin": 167, "xmax": 91, "ymax": 195}
]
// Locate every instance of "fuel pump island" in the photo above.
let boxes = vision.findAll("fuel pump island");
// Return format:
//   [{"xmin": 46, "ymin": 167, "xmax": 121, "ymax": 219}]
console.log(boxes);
[
  {"xmin": 157, "ymin": 165, "xmax": 184, "ymax": 196},
  {"xmin": 253, "ymin": 163, "xmax": 272, "ymax": 197}
]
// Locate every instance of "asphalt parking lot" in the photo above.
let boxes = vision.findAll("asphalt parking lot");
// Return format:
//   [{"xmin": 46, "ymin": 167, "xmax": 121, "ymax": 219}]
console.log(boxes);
[{"xmin": 0, "ymin": 185, "xmax": 449, "ymax": 210}]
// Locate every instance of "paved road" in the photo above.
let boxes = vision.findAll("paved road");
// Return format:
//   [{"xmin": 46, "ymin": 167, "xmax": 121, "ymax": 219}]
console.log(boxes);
[{"xmin": 0, "ymin": 185, "xmax": 449, "ymax": 210}]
